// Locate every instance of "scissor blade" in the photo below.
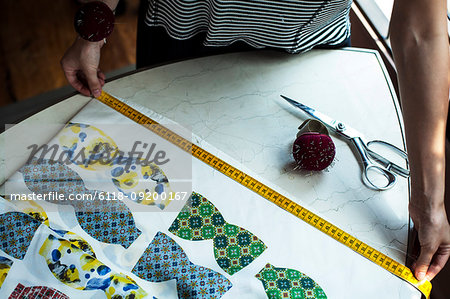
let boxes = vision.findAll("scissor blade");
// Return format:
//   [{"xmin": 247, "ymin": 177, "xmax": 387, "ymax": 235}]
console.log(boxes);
[
  {"xmin": 281, "ymin": 95, "xmax": 339, "ymax": 129},
  {"xmin": 280, "ymin": 95, "xmax": 363, "ymax": 140}
]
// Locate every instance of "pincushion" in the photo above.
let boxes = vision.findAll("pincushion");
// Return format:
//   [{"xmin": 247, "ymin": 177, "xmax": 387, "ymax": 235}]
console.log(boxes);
[
  {"xmin": 293, "ymin": 119, "xmax": 336, "ymax": 171},
  {"xmin": 74, "ymin": 1, "xmax": 115, "ymax": 42}
]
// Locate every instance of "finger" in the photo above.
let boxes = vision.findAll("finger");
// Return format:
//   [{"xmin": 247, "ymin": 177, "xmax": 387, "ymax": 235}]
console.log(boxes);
[
  {"xmin": 414, "ymin": 247, "xmax": 435, "ymax": 281},
  {"xmin": 64, "ymin": 71, "xmax": 91, "ymax": 96},
  {"xmin": 97, "ymin": 69, "xmax": 106, "ymax": 80},
  {"xmin": 97, "ymin": 70, "xmax": 106, "ymax": 87},
  {"xmin": 426, "ymin": 250, "xmax": 450, "ymax": 280},
  {"xmin": 85, "ymin": 68, "xmax": 102, "ymax": 98}
]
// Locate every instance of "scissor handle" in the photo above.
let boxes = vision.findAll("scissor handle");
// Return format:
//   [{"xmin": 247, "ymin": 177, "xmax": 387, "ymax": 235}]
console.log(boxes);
[
  {"xmin": 363, "ymin": 164, "xmax": 397, "ymax": 191},
  {"xmin": 366, "ymin": 140, "xmax": 410, "ymax": 178},
  {"xmin": 352, "ymin": 138, "xmax": 397, "ymax": 190}
]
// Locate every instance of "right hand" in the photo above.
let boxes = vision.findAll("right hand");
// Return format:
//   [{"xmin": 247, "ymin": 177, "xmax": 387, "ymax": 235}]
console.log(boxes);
[
  {"xmin": 409, "ymin": 195, "xmax": 450, "ymax": 281},
  {"xmin": 61, "ymin": 38, "xmax": 105, "ymax": 98}
]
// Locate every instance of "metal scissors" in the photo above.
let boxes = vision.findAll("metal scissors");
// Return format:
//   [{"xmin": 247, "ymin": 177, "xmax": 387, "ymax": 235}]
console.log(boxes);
[{"xmin": 281, "ymin": 95, "xmax": 410, "ymax": 190}]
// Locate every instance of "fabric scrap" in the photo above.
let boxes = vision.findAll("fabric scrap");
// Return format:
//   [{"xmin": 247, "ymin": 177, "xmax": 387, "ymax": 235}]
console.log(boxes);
[
  {"xmin": 255, "ymin": 263, "xmax": 327, "ymax": 299},
  {"xmin": 0, "ymin": 212, "xmax": 41, "ymax": 260},
  {"xmin": 132, "ymin": 231, "xmax": 232, "ymax": 299},
  {"xmin": 0, "ymin": 256, "xmax": 13, "ymax": 289},
  {"xmin": 39, "ymin": 233, "xmax": 147, "ymax": 298},
  {"xmin": 169, "ymin": 192, "xmax": 267, "ymax": 275},
  {"xmin": 59, "ymin": 122, "xmax": 173, "ymax": 209},
  {"xmin": 8, "ymin": 283, "xmax": 69, "ymax": 299},
  {"xmin": 20, "ymin": 158, "xmax": 141, "ymax": 249}
]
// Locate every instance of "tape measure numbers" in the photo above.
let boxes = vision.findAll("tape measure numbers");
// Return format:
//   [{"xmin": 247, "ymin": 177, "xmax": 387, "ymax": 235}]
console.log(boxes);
[{"xmin": 96, "ymin": 91, "xmax": 432, "ymax": 298}]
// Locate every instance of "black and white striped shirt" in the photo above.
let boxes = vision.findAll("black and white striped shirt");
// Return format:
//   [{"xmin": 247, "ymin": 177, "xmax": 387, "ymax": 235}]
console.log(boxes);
[{"xmin": 145, "ymin": 0, "xmax": 352, "ymax": 53}]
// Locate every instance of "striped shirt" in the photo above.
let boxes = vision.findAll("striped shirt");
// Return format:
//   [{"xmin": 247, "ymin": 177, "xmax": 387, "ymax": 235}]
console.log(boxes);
[{"xmin": 144, "ymin": 0, "xmax": 352, "ymax": 53}]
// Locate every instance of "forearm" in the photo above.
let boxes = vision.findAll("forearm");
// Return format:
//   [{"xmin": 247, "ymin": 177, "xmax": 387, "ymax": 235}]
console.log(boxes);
[
  {"xmin": 390, "ymin": 0, "xmax": 449, "ymax": 210},
  {"xmin": 81, "ymin": 0, "xmax": 119, "ymax": 10}
]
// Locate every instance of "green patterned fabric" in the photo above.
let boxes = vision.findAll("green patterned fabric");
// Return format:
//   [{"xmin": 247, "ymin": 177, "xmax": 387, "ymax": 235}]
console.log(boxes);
[
  {"xmin": 169, "ymin": 192, "xmax": 267, "ymax": 275},
  {"xmin": 256, "ymin": 263, "xmax": 327, "ymax": 299}
]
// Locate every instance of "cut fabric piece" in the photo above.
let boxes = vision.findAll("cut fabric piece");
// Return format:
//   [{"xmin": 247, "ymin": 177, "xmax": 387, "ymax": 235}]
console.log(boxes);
[
  {"xmin": 132, "ymin": 232, "xmax": 232, "ymax": 299},
  {"xmin": 0, "ymin": 212, "xmax": 41, "ymax": 260},
  {"xmin": 110, "ymin": 158, "xmax": 172, "ymax": 209},
  {"xmin": 2, "ymin": 198, "xmax": 49, "ymax": 226},
  {"xmin": 20, "ymin": 158, "xmax": 141, "ymax": 249},
  {"xmin": 20, "ymin": 157, "xmax": 86, "ymax": 206},
  {"xmin": 8, "ymin": 283, "xmax": 69, "ymax": 299},
  {"xmin": 75, "ymin": 198, "xmax": 141, "ymax": 249},
  {"xmin": 169, "ymin": 192, "xmax": 267, "ymax": 275},
  {"xmin": 58, "ymin": 122, "xmax": 174, "ymax": 209},
  {"xmin": 52, "ymin": 229, "xmax": 96, "ymax": 257},
  {"xmin": 39, "ymin": 233, "xmax": 147, "ymax": 298},
  {"xmin": 58, "ymin": 122, "xmax": 120, "ymax": 171},
  {"xmin": 0, "ymin": 256, "xmax": 13, "ymax": 288},
  {"xmin": 255, "ymin": 263, "xmax": 327, "ymax": 299}
]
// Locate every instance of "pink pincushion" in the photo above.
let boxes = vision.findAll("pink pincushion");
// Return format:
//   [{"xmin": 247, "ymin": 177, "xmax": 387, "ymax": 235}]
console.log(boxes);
[{"xmin": 293, "ymin": 132, "xmax": 336, "ymax": 171}]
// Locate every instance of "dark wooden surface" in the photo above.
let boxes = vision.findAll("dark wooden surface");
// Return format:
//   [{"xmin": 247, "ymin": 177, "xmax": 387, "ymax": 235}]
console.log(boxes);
[{"xmin": 0, "ymin": 0, "xmax": 138, "ymax": 107}]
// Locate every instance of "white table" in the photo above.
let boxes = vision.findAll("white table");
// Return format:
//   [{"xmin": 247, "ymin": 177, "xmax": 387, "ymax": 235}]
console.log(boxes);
[{"xmin": 0, "ymin": 48, "xmax": 419, "ymax": 298}]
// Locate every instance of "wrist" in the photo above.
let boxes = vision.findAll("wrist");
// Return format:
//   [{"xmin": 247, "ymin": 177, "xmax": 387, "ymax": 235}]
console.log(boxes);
[
  {"xmin": 78, "ymin": 0, "xmax": 119, "ymax": 11},
  {"xmin": 75, "ymin": 36, "xmax": 105, "ymax": 50}
]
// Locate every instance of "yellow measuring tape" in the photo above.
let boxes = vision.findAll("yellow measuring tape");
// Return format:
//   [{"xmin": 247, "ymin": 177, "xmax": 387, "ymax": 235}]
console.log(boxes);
[{"xmin": 96, "ymin": 91, "xmax": 431, "ymax": 298}]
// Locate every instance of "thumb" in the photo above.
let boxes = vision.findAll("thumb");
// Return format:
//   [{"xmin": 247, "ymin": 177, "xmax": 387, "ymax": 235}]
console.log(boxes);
[
  {"xmin": 414, "ymin": 246, "xmax": 434, "ymax": 281},
  {"xmin": 85, "ymin": 68, "xmax": 102, "ymax": 98}
]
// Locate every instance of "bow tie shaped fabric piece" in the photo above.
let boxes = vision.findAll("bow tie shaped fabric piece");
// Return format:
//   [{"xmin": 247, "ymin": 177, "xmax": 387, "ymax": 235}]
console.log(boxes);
[
  {"xmin": 0, "ymin": 256, "xmax": 13, "ymax": 289},
  {"xmin": 20, "ymin": 157, "xmax": 141, "ymax": 249},
  {"xmin": 132, "ymin": 232, "xmax": 233, "ymax": 299},
  {"xmin": 51, "ymin": 229, "xmax": 96, "ymax": 257},
  {"xmin": 0, "ymin": 206, "xmax": 95, "ymax": 261},
  {"xmin": 0, "ymin": 212, "xmax": 41, "ymax": 260},
  {"xmin": 58, "ymin": 122, "xmax": 173, "ymax": 209},
  {"xmin": 9, "ymin": 283, "xmax": 69, "ymax": 299},
  {"xmin": 39, "ymin": 233, "xmax": 147, "ymax": 298},
  {"xmin": 255, "ymin": 263, "xmax": 327, "ymax": 299},
  {"xmin": 168, "ymin": 192, "xmax": 267, "ymax": 275}
]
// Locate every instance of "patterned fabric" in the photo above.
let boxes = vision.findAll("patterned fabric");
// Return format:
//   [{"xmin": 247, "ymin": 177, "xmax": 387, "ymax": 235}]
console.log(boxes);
[
  {"xmin": 255, "ymin": 263, "xmax": 327, "ymax": 299},
  {"xmin": 52, "ymin": 229, "xmax": 96, "ymax": 257},
  {"xmin": 2, "ymin": 199, "xmax": 49, "ymax": 226},
  {"xmin": 0, "ymin": 212, "xmax": 41, "ymax": 260},
  {"xmin": 58, "ymin": 122, "xmax": 173, "ymax": 209},
  {"xmin": 145, "ymin": 0, "xmax": 351, "ymax": 53},
  {"xmin": 169, "ymin": 192, "xmax": 267, "ymax": 275},
  {"xmin": 20, "ymin": 158, "xmax": 141, "ymax": 249},
  {"xmin": 132, "ymin": 232, "xmax": 232, "ymax": 298},
  {"xmin": 75, "ymin": 199, "xmax": 141, "ymax": 249},
  {"xmin": 39, "ymin": 233, "xmax": 147, "ymax": 298},
  {"xmin": 0, "ymin": 256, "xmax": 13, "ymax": 288},
  {"xmin": 8, "ymin": 283, "xmax": 69, "ymax": 299}
]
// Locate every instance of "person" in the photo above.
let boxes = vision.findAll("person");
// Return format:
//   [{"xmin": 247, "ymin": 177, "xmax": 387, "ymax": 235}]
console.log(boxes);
[{"xmin": 61, "ymin": 0, "xmax": 450, "ymax": 283}]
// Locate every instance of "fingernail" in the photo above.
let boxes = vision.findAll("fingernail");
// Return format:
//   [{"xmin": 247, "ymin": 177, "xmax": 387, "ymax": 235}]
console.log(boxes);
[
  {"xmin": 93, "ymin": 89, "xmax": 101, "ymax": 97},
  {"xmin": 417, "ymin": 271, "xmax": 426, "ymax": 281}
]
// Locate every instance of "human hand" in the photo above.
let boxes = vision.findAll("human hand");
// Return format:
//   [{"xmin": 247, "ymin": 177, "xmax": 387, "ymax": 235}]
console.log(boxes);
[
  {"xmin": 61, "ymin": 38, "xmax": 105, "ymax": 97},
  {"xmin": 409, "ymin": 201, "xmax": 450, "ymax": 281}
]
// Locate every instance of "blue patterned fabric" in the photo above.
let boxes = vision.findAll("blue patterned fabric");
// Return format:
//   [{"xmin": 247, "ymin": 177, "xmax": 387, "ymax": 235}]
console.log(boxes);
[
  {"xmin": 20, "ymin": 158, "xmax": 141, "ymax": 248},
  {"xmin": 132, "ymin": 232, "xmax": 233, "ymax": 298},
  {"xmin": 75, "ymin": 199, "xmax": 141, "ymax": 249},
  {"xmin": 0, "ymin": 212, "xmax": 41, "ymax": 260}
]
